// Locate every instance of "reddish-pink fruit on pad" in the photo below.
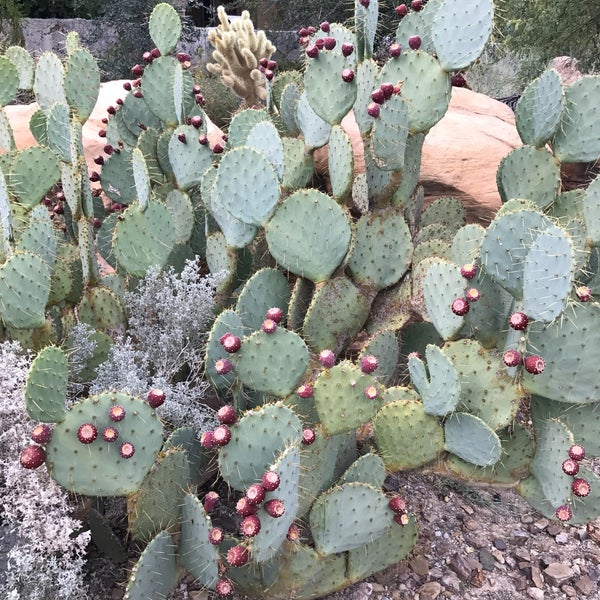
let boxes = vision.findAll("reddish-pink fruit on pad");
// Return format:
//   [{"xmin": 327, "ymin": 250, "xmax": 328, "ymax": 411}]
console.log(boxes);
[
  {"xmin": 240, "ymin": 515, "xmax": 261, "ymax": 537},
  {"xmin": 190, "ymin": 115, "xmax": 203, "ymax": 129},
  {"xmin": 460, "ymin": 263, "xmax": 478, "ymax": 279},
  {"xmin": 523, "ymin": 355, "xmax": 544, "ymax": 375},
  {"xmin": 407, "ymin": 351, "xmax": 422, "ymax": 360},
  {"xmin": 393, "ymin": 512, "xmax": 410, "ymax": 526},
  {"xmin": 20, "ymin": 445, "xmax": 46, "ymax": 469},
  {"xmin": 319, "ymin": 349, "xmax": 335, "ymax": 368},
  {"xmin": 306, "ymin": 44, "xmax": 319, "ymax": 58},
  {"xmin": 177, "ymin": 52, "xmax": 191, "ymax": 63},
  {"xmin": 147, "ymin": 388, "xmax": 166, "ymax": 408},
  {"xmin": 451, "ymin": 73, "xmax": 467, "ymax": 87},
  {"xmin": 262, "ymin": 470, "xmax": 281, "ymax": 491},
  {"xmin": 562, "ymin": 458, "xmax": 580, "ymax": 476},
  {"xmin": 395, "ymin": 3, "xmax": 408, "ymax": 17},
  {"xmin": 264, "ymin": 498, "xmax": 286, "ymax": 518},
  {"xmin": 359, "ymin": 0, "xmax": 370, "ymax": 6},
  {"xmin": 200, "ymin": 430, "xmax": 215, "ymax": 449},
  {"xmin": 236, "ymin": 496, "xmax": 258, "ymax": 517},
  {"xmin": 30, "ymin": 424, "xmax": 51, "ymax": 444},
  {"xmin": 262, "ymin": 318, "xmax": 278, "ymax": 334},
  {"xmin": 572, "ymin": 478, "xmax": 591, "ymax": 497},
  {"xmin": 259, "ymin": 57, "xmax": 269, "ymax": 68},
  {"xmin": 265, "ymin": 307, "xmax": 283, "ymax": 323},
  {"xmin": 360, "ymin": 355, "xmax": 379, "ymax": 374},
  {"xmin": 370, "ymin": 88, "xmax": 386, "ymax": 104},
  {"xmin": 408, "ymin": 35, "xmax": 421, "ymax": 50},
  {"xmin": 227, "ymin": 545, "xmax": 250, "ymax": 567},
  {"xmin": 119, "ymin": 442, "xmax": 135, "ymax": 459},
  {"xmin": 203, "ymin": 491, "xmax": 220, "ymax": 512},
  {"xmin": 151, "ymin": 47, "xmax": 161, "ymax": 58},
  {"xmin": 320, "ymin": 21, "xmax": 330, "ymax": 32},
  {"xmin": 298, "ymin": 27, "xmax": 308, "ymax": 37},
  {"xmin": 198, "ymin": 134, "xmax": 209, "ymax": 145},
  {"xmin": 388, "ymin": 495, "xmax": 407, "ymax": 513},
  {"xmin": 221, "ymin": 333, "xmax": 241, "ymax": 353},
  {"xmin": 323, "ymin": 37, "xmax": 336, "ymax": 50},
  {"xmin": 77, "ymin": 423, "xmax": 98, "ymax": 444},
  {"xmin": 576, "ymin": 286, "xmax": 592, "ymax": 302},
  {"xmin": 451, "ymin": 297, "xmax": 469, "ymax": 316},
  {"xmin": 342, "ymin": 68, "xmax": 355, "ymax": 83},
  {"xmin": 342, "ymin": 42, "xmax": 354, "ymax": 57},
  {"xmin": 215, "ymin": 358, "xmax": 233, "ymax": 375},
  {"xmin": 213, "ymin": 143, "xmax": 224, "ymax": 154},
  {"xmin": 502, "ymin": 349, "xmax": 522, "ymax": 367},
  {"xmin": 287, "ymin": 523, "xmax": 301, "ymax": 541},
  {"xmin": 568, "ymin": 444, "xmax": 586, "ymax": 461},
  {"xmin": 389, "ymin": 43, "xmax": 402, "ymax": 58},
  {"xmin": 367, "ymin": 102, "xmax": 381, "ymax": 118},
  {"xmin": 245, "ymin": 483, "xmax": 266, "ymax": 505},
  {"xmin": 267, "ymin": 60, "xmax": 277, "ymax": 70},
  {"xmin": 380, "ymin": 83, "xmax": 395, "ymax": 99},
  {"xmin": 215, "ymin": 578, "xmax": 234, "ymax": 597},
  {"xmin": 177, "ymin": 132, "xmax": 187, "ymax": 144},
  {"xmin": 365, "ymin": 385, "xmax": 379, "ymax": 400},
  {"xmin": 131, "ymin": 63, "xmax": 144, "ymax": 76},
  {"xmin": 465, "ymin": 288, "xmax": 480, "ymax": 302},
  {"xmin": 314, "ymin": 38, "xmax": 325, "ymax": 50},
  {"xmin": 208, "ymin": 527, "xmax": 224, "ymax": 545},
  {"xmin": 411, "ymin": 0, "xmax": 423, "ymax": 10},
  {"xmin": 297, "ymin": 385, "xmax": 314, "ymax": 398},
  {"xmin": 212, "ymin": 425, "xmax": 231, "ymax": 446},
  {"xmin": 264, "ymin": 69, "xmax": 274, "ymax": 81},
  {"xmin": 302, "ymin": 428, "xmax": 316, "ymax": 445},
  {"xmin": 509, "ymin": 312, "xmax": 529, "ymax": 330},
  {"xmin": 102, "ymin": 427, "xmax": 119, "ymax": 443},
  {"xmin": 217, "ymin": 405, "xmax": 237, "ymax": 425},
  {"xmin": 555, "ymin": 504, "xmax": 573, "ymax": 522}
]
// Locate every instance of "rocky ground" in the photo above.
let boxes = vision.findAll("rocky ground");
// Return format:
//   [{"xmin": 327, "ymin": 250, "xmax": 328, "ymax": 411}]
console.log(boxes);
[{"xmin": 87, "ymin": 470, "xmax": 600, "ymax": 600}]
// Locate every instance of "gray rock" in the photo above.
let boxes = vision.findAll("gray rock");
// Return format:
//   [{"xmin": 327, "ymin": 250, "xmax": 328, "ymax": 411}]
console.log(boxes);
[{"xmin": 544, "ymin": 562, "xmax": 574, "ymax": 587}]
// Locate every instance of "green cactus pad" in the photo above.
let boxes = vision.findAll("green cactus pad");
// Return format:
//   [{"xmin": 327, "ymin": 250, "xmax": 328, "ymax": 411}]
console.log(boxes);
[
  {"xmin": 136, "ymin": 127, "xmax": 165, "ymax": 184},
  {"xmin": 412, "ymin": 238, "xmax": 452, "ymax": 266},
  {"xmin": 0, "ymin": 56, "xmax": 19, "ymax": 106},
  {"xmin": 379, "ymin": 50, "xmax": 450, "ymax": 133},
  {"xmin": 339, "ymin": 453, "xmax": 386, "ymax": 488},
  {"xmin": 296, "ymin": 91, "xmax": 332, "ymax": 149},
  {"xmin": 370, "ymin": 93, "xmax": 409, "ymax": 171},
  {"xmin": 365, "ymin": 276, "xmax": 413, "ymax": 334},
  {"xmin": 531, "ymin": 417, "xmax": 574, "ymax": 507},
  {"xmin": 228, "ymin": 108, "xmax": 270, "ymax": 148},
  {"xmin": 131, "ymin": 148, "xmax": 150, "ymax": 211},
  {"xmin": 266, "ymin": 189, "xmax": 351, "ymax": 282},
  {"xmin": 451, "ymin": 223, "xmax": 485, "ymax": 264},
  {"xmin": 353, "ymin": 59, "xmax": 379, "ymax": 135},
  {"xmin": 113, "ymin": 200, "xmax": 177, "ymax": 277},
  {"xmin": 251, "ymin": 444, "xmax": 301, "ymax": 562},
  {"xmin": 392, "ymin": 132, "xmax": 425, "ymax": 206},
  {"xmin": 281, "ymin": 137, "xmax": 314, "ymax": 191},
  {"xmin": 5, "ymin": 46, "xmax": 34, "ymax": 90},
  {"xmin": 0, "ymin": 108, "xmax": 14, "ymax": 152},
  {"xmin": 179, "ymin": 493, "xmax": 219, "ymax": 588},
  {"xmin": 279, "ymin": 82, "xmax": 301, "ymax": 134},
  {"xmin": 149, "ymin": 3, "xmax": 182, "ymax": 55},
  {"xmin": 205, "ymin": 309, "xmax": 247, "ymax": 389},
  {"xmin": 359, "ymin": 329, "xmax": 399, "ymax": 385},
  {"xmin": 236, "ymin": 268, "xmax": 291, "ymax": 331},
  {"xmin": 583, "ymin": 176, "xmax": 600, "ymax": 244},
  {"xmin": 217, "ymin": 402, "xmax": 302, "ymax": 491},
  {"xmin": 395, "ymin": 7, "xmax": 437, "ymax": 55},
  {"xmin": 33, "ymin": 52, "xmax": 66, "ymax": 110},
  {"xmin": 420, "ymin": 196, "xmax": 466, "ymax": 231},
  {"xmin": 373, "ymin": 400, "xmax": 444, "ymax": 471},
  {"xmin": 0, "ymin": 251, "xmax": 51, "ymax": 329},
  {"xmin": 423, "ymin": 259, "xmax": 465, "ymax": 339},
  {"xmin": 497, "ymin": 146, "xmax": 560, "ymax": 209},
  {"xmin": 515, "ymin": 69, "xmax": 564, "ymax": 147},
  {"xmin": 313, "ymin": 360, "xmax": 382, "ymax": 435},
  {"xmin": 100, "ymin": 147, "xmax": 137, "ymax": 205},
  {"xmin": 347, "ymin": 515, "xmax": 418, "ymax": 582},
  {"xmin": 164, "ymin": 427, "xmax": 211, "ymax": 486},
  {"xmin": 246, "ymin": 121, "xmax": 285, "ymax": 180},
  {"xmin": 552, "ymin": 76, "xmax": 600, "ymax": 163},
  {"xmin": 348, "ymin": 207, "xmax": 413, "ymax": 291},
  {"xmin": 409, "ymin": 344, "xmax": 461, "ymax": 416},
  {"xmin": 120, "ymin": 92, "xmax": 163, "ymax": 139},
  {"xmin": 431, "ymin": 0, "xmax": 493, "ymax": 71},
  {"xmin": 10, "ymin": 146, "xmax": 60, "ymax": 208},
  {"xmin": 287, "ymin": 276, "xmax": 314, "ymax": 331},
  {"xmin": 24, "ymin": 345, "xmax": 68, "ymax": 422},
  {"xmin": 310, "ymin": 481, "xmax": 391, "ymax": 554},
  {"xmin": 304, "ymin": 51, "xmax": 357, "ymax": 125},
  {"xmin": 443, "ymin": 339, "xmax": 522, "ymax": 430},
  {"xmin": 168, "ymin": 125, "xmax": 213, "ymax": 190},
  {"xmin": 16, "ymin": 205, "xmax": 57, "ymax": 269},
  {"xmin": 355, "ymin": 0, "xmax": 378, "ymax": 60},
  {"xmin": 63, "ymin": 48, "xmax": 99, "ymax": 121},
  {"xmin": 479, "ymin": 208, "xmax": 553, "ymax": 297},
  {"xmin": 302, "ymin": 277, "xmax": 371, "ymax": 354},
  {"xmin": 213, "ymin": 146, "xmax": 280, "ymax": 226},
  {"xmin": 88, "ymin": 507, "xmax": 127, "ymax": 563},
  {"xmin": 164, "ymin": 189, "xmax": 194, "ymax": 244},
  {"xmin": 398, "ymin": 321, "xmax": 443, "ymax": 361},
  {"xmin": 328, "ymin": 124, "xmax": 354, "ymax": 200},
  {"xmin": 521, "ymin": 303, "xmax": 600, "ymax": 404},
  {"xmin": 46, "ymin": 391, "xmax": 164, "ymax": 496},
  {"xmin": 444, "ymin": 412, "xmax": 502, "ymax": 467},
  {"xmin": 522, "ymin": 224, "xmax": 574, "ymax": 322},
  {"xmin": 234, "ymin": 327, "xmax": 309, "ymax": 397},
  {"xmin": 78, "ymin": 286, "xmax": 126, "ymax": 331},
  {"xmin": 123, "ymin": 531, "xmax": 179, "ymax": 600},
  {"xmin": 128, "ymin": 447, "xmax": 190, "ymax": 542}
]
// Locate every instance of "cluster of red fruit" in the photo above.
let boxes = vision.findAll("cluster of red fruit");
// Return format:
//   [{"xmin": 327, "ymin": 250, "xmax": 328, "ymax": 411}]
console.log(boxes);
[
  {"xmin": 366, "ymin": 82, "xmax": 403, "ymax": 118},
  {"xmin": 389, "ymin": 494, "xmax": 411, "ymax": 526},
  {"xmin": 556, "ymin": 444, "xmax": 591, "ymax": 522}
]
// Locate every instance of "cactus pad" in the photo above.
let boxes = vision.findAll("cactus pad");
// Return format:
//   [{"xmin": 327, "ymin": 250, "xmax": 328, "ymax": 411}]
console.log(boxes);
[{"xmin": 444, "ymin": 412, "xmax": 501, "ymax": 466}]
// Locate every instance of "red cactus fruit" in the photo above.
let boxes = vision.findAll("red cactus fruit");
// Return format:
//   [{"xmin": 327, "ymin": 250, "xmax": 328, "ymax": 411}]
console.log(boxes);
[
  {"xmin": 177, "ymin": 132, "xmax": 187, "ymax": 144},
  {"xmin": 365, "ymin": 385, "xmax": 379, "ymax": 400},
  {"xmin": 370, "ymin": 88, "xmax": 386, "ymax": 104},
  {"xmin": 77, "ymin": 423, "xmax": 98, "ymax": 444},
  {"xmin": 360, "ymin": 355, "xmax": 379, "ymax": 374},
  {"xmin": 217, "ymin": 405, "xmax": 237, "ymax": 425},
  {"xmin": 200, "ymin": 430, "xmax": 215, "ymax": 449},
  {"xmin": 264, "ymin": 69, "xmax": 274, "ymax": 81},
  {"xmin": 523, "ymin": 355, "xmax": 545, "ymax": 375},
  {"xmin": 151, "ymin": 47, "xmax": 161, "ymax": 59},
  {"xmin": 411, "ymin": 0, "xmax": 423, "ymax": 10},
  {"xmin": 198, "ymin": 134, "xmax": 209, "ymax": 145},
  {"xmin": 132, "ymin": 89, "xmax": 143, "ymax": 99},
  {"xmin": 323, "ymin": 37, "xmax": 336, "ymax": 50},
  {"xmin": 342, "ymin": 68, "xmax": 355, "ymax": 83},
  {"xmin": 264, "ymin": 498, "xmax": 286, "ymax": 518},
  {"xmin": 215, "ymin": 358, "xmax": 233, "ymax": 375},
  {"xmin": 509, "ymin": 312, "xmax": 529, "ymax": 330},
  {"xmin": 302, "ymin": 428, "xmax": 316, "ymax": 445},
  {"xmin": 212, "ymin": 425, "xmax": 232, "ymax": 446},
  {"xmin": 94, "ymin": 155, "xmax": 105, "ymax": 165},
  {"xmin": 20, "ymin": 445, "xmax": 46, "ymax": 469},
  {"xmin": 306, "ymin": 44, "xmax": 319, "ymax": 58},
  {"xmin": 131, "ymin": 63, "xmax": 144, "ymax": 76},
  {"xmin": 215, "ymin": 578, "xmax": 234, "ymax": 597},
  {"xmin": 236, "ymin": 496, "xmax": 258, "ymax": 517},
  {"xmin": 367, "ymin": 102, "xmax": 381, "ymax": 118},
  {"xmin": 319, "ymin": 349, "xmax": 335, "ymax": 368},
  {"xmin": 147, "ymin": 388, "xmax": 166, "ymax": 408},
  {"xmin": 315, "ymin": 38, "xmax": 325, "ymax": 50},
  {"xmin": 30, "ymin": 424, "xmax": 52, "ymax": 444},
  {"xmin": 240, "ymin": 514, "xmax": 262, "ymax": 537},
  {"xmin": 245, "ymin": 483, "xmax": 266, "ymax": 505},
  {"xmin": 568, "ymin": 444, "xmax": 586, "ymax": 461},
  {"xmin": 451, "ymin": 297, "xmax": 470, "ymax": 316},
  {"xmin": 208, "ymin": 526, "xmax": 224, "ymax": 545},
  {"xmin": 555, "ymin": 504, "xmax": 573, "ymax": 522},
  {"xmin": 297, "ymin": 384, "xmax": 314, "ymax": 398},
  {"xmin": 119, "ymin": 441, "xmax": 135, "ymax": 459},
  {"xmin": 460, "ymin": 263, "xmax": 478, "ymax": 279},
  {"xmin": 360, "ymin": 0, "xmax": 370, "ymax": 6},
  {"xmin": 227, "ymin": 545, "xmax": 250, "ymax": 567},
  {"xmin": 123, "ymin": 81, "xmax": 132, "ymax": 91},
  {"xmin": 465, "ymin": 288, "xmax": 480, "ymax": 302},
  {"xmin": 213, "ymin": 143, "xmax": 224, "ymax": 154},
  {"xmin": 380, "ymin": 82, "xmax": 395, "ymax": 99},
  {"xmin": 298, "ymin": 27, "xmax": 308, "ymax": 37},
  {"xmin": 408, "ymin": 35, "xmax": 421, "ymax": 50},
  {"xmin": 389, "ymin": 43, "xmax": 402, "ymax": 57},
  {"xmin": 221, "ymin": 333, "xmax": 242, "ymax": 353},
  {"xmin": 265, "ymin": 307, "xmax": 283, "ymax": 323},
  {"xmin": 388, "ymin": 495, "xmax": 407, "ymax": 514},
  {"xmin": 89, "ymin": 171, "xmax": 101, "ymax": 182},
  {"xmin": 342, "ymin": 42, "xmax": 354, "ymax": 57},
  {"xmin": 320, "ymin": 21, "xmax": 330, "ymax": 32},
  {"xmin": 576, "ymin": 286, "xmax": 592, "ymax": 302},
  {"xmin": 262, "ymin": 318, "xmax": 278, "ymax": 334},
  {"xmin": 562, "ymin": 458, "xmax": 580, "ymax": 476},
  {"xmin": 195, "ymin": 93, "xmax": 206, "ymax": 105},
  {"xmin": 502, "ymin": 349, "xmax": 522, "ymax": 368},
  {"xmin": 286, "ymin": 523, "xmax": 301, "ymax": 541},
  {"xmin": 395, "ymin": 3, "xmax": 408, "ymax": 17},
  {"xmin": 177, "ymin": 52, "xmax": 191, "ymax": 63},
  {"xmin": 102, "ymin": 427, "xmax": 119, "ymax": 443},
  {"xmin": 203, "ymin": 491, "xmax": 220, "ymax": 512},
  {"xmin": 259, "ymin": 57, "xmax": 269, "ymax": 68},
  {"xmin": 190, "ymin": 115, "xmax": 203, "ymax": 129},
  {"xmin": 572, "ymin": 478, "xmax": 591, "ymax": 497},
  {"xmin": 262, "ymin": 470, "xmax": 281, "ymax": 492},
  {"xmin": 451, "ymin": 73, "xmax": 467, "ymax": 87},
  {"xmin": 393, "ymin": 512, "xmax": 410, "ymax": 526}
]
